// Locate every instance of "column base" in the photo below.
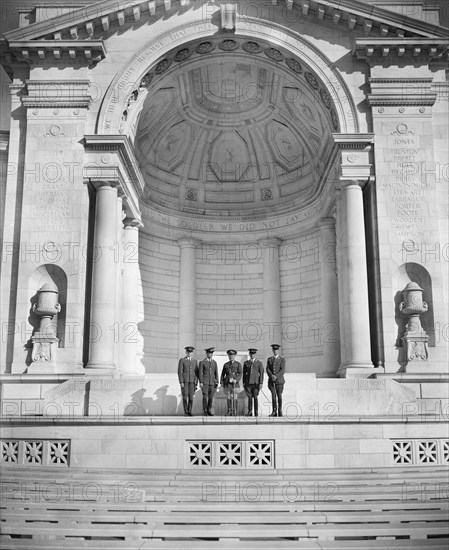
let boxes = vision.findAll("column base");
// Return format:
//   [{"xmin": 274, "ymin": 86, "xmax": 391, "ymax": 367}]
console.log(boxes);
[
  {"xmin": 337, "ymin": 363, "xmax": 383, "ymax": 378},
  {"xmin": 85, "ymin": 362, "xmax": 117, "ymax": 376}
]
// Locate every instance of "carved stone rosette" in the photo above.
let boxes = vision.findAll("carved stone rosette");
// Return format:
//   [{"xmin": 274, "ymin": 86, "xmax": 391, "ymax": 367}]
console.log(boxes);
[
  {"xmin": 399, "ymin": 282, "xmax": 429, "ymax": 363},
  {"xmin": 31, "ymin": 282, "xmax": 61, "ymax": 363}
]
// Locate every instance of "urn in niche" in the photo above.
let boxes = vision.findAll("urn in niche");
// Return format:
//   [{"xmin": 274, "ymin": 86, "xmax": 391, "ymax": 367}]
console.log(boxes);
[
  {"xmin": 399, "ymin": 282, "xmax": 429, "ymax": 363},
  {"xmin": 31, "ymin": 282, "xmax": 61, "ymax": 363}
]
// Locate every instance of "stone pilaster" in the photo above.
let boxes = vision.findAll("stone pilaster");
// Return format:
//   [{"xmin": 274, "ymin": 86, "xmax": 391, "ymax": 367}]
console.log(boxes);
[
  {"xmin": 9, "ymin": 80, "xmax": 91, "ymax": 374},
  {"xmin": 367, "ymin": 77, "xmax": 447, "ymax": 373},
  {"xmin": 178, "ymin": 238, "xmax": 198, "ymax": 352},
  {"xmin": 318, "ymin": 218, "xmax": 340, "ymax": 376},
  {"xmin": 260, "ymin": 238, "xmax": 282, "ymax": 353}
]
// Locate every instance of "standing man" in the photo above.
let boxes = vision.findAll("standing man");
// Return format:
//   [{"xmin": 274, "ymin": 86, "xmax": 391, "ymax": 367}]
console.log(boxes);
[
  {"xmin": 178, "ymin": 346, "xmax": 198, "ymax": 416},
  {"xmin": 221, "ymin": 350, "xmax": 242, "ymax": 416},
  {"xmin": 266, "ymin": 343, "xmax": 286, "ymax": 417},
  {"xmin": 198, "ymin": 347, "xmax": 219, "ymax": 416},
  {"xmin": 243, "ymin": 348, "xmax": 264, "ymax": 417}
]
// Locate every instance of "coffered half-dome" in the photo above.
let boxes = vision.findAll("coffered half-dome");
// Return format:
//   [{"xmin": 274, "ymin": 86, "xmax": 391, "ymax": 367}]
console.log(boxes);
[{"xmin": 126, "ymin": 37, "xmax": 339, "ymax": 216}]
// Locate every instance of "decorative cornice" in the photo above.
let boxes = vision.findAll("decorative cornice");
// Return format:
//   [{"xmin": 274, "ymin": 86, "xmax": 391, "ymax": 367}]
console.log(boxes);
[
  {"xmin": 6, "ymin": 40, "xmax": 106, "ymax": 65},
  {"xmin": 367, "ymin": 77, "xmax": 438, "ymax": 107},
  {"xmin": 84, "ymin": 135, "xmax": 145, "ymax": 225},
  {"xmin": 22, "ymin": 80, "xmax": 92, "ymax": 109},
  {"xmin": 2, "ymin": 0, "xmax": 447, "ymax": 46},
  {"xmin": 332, "ymin": 133, "xmax": 375, "ymax": 149},
  {"xmin": 353, "ymin": 37, "xmax": 449, "ymax": 62}
]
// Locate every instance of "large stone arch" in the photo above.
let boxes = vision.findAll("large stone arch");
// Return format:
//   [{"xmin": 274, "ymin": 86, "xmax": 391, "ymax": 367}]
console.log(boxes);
[{"xmin": 97, "ymin": 18, "xmax": 359, "ymax": 136}]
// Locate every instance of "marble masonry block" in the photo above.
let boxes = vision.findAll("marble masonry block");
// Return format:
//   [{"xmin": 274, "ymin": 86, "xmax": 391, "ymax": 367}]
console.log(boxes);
[
  {"xmin": 334, "ymin": 453, "xmax": 389, "ymax": 468},
  {"xmin": 359, "ymin": 439, "xmax": 393, "ymax": 454},
  {"xmin": 308, "ymin": 439, "xmax": 360, "ymax": 455},
  {"xmin": 305, "ymin": 454, "xmax": 335, "ymax": 468},
  {"xmin": 333, "ymin": 424, "xmax": 383, "ymax": 439}
]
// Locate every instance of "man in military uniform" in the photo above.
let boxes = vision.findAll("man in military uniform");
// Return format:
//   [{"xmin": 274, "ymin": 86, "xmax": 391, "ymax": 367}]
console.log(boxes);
[
  {"xmin": 177, "ymin": 346, "xmax": 198, "ymax": 416},
  {"xmin": 243, "ymin": 348, "xmax": 264, "ymax": 417},
  {"xmin": 266, "ymin": 343, "xmax": 286, "ymax": 417},
  {"xmin": 220, "ymin": 349, "xmax": 242, "ymax": 416},
  {"xmin": 198, "ymin": 347, "xmax": 219, "ymax": 416}
]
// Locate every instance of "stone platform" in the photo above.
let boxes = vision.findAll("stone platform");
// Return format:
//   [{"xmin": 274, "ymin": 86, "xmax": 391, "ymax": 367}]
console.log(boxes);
[{"xmin": 1, "ymin": 374, "xmax": 419, "ymax": 418}]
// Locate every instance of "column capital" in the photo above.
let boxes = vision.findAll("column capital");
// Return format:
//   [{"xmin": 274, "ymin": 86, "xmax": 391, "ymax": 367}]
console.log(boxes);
[
  {"xmin": 89, "ymin": 179, "xmax": 118, "ymax": 191},
  {"xmin": 333, "ymin": 134, "xmax": 374, "ymax": 182},
  {"xmin": 257, "ymin": 237, "xmax": 282, "ymax": 248},
  {"xmin": 123, "ymin": 216, "xmax": 142, "ymax": 229},
  {"xmin": 318, "ymin": 217, "xmax": 335, "ymax": 230},
  {"xmin": 178, "ymin": 238, "xmax": 200, "ymax": 249}
]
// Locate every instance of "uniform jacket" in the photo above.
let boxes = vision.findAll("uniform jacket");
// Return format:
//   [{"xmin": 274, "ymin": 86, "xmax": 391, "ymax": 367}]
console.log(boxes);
[
  {"xmin": 220, "ymin": 360, "xmax": 242, "ymax": 388},
  {"xmin": 243, "ymin": 359, "xmax": 264, "ymax": 386},
  {"xmin": 178, "ymin": 357, "xmax": 198, "ymax": 385},
  {"xmin": 266, "ymin": 355, "xmax": 286, "ymax": 384},
  {"xmin": 198, "ymin": 359, "xmax": 219, "ymax": 386}
]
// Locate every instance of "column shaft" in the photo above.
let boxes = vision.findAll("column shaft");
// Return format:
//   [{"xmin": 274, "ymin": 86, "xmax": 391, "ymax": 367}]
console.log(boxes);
[
  {"xmin": 178, "ymin": 239, "xmax": 197, "ymax": 350},
  {"xmin": 319, "ymin": 218, "xmax": 340, "ymax": 375},
  {"xmin": 261, "ymin": 239, "xmax": 282, "ymax": 352},
  {"xmin": 86, "ymin": 184, "xmax": 118, "ymax": 371},
  {"xmin": 120, "ymin": 221, "xmax": 143, "ymax": 375},
  {"xmin": 338, "ymin": 181, "xmax": 373, "ymax": 373}
]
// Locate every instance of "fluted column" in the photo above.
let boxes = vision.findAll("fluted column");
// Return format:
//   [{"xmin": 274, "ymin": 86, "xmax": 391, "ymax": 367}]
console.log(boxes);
[
  {"xmin": 260, "ymin": 238, "xmax": 282, "ymax": 352},
  {"xmin": 178, "ymin": 239, "xmax": 198, "ymax": 350},
  {"xmin": 318, "ymin": 218, "xmax": 341, "ymax": 375},
  {"xmin": 120, "ymin": 218, "xmax": 143, "ymax": 375},
  {"xmin": 86, "ymin": 183, "xmax": 118, "ymax": 372},
  {"xmin": 338, "ymin": 180, "xmax": 373, "ymax": 374}
]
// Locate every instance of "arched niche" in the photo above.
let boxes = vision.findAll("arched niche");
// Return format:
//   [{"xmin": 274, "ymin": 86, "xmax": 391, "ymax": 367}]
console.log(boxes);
[
  {"xmin": 28, "ymin": 264, "xmax": 68, "ymax": 348},
  {"xmin": 393, "ymin": 263, "xmax": 435, "ymax": 350}
]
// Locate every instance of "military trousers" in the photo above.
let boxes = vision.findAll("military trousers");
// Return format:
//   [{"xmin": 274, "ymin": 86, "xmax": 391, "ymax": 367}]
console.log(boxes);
[
  {"xmin": 244, "ymin": 384, "xmax": 260, "ymax": 416},
  {"xmin": 181, "ymin": 382, "xmax": 195, "ymax": 414},
  {"xmin": 268, "ymin": 380, "xmax": 284, "ymax": 415},
  {"xmin": 202, "ymin": 385, "xmax": 215, "ymax": 414}
]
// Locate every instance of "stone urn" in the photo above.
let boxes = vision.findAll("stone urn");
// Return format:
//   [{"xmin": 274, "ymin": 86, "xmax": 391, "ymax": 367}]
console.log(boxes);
[
  {"xmin": 31, "ymin": 282, "xmax": 61, "ymax": 363},
  {"xmin": 399, "ymin": 282, "xmax": 429, "ymax": 362}
]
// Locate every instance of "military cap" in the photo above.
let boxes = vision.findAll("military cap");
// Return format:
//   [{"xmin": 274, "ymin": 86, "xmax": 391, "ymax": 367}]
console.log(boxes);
[
  {"xmin": 271, "ymin": 344, "xmax": 280, "ymax": 350},
  {"xmin": 227, "ymin": 349, "xmax": 237, "ymax": 355},
  {"xmin": 248, "ymin": 348, "xmax": 257, "ymax": 354},
  {"xmin": 205, "ymin": 347, "xmax": 215, "ymax": 353},
  {"xmin": 184, "ymin": 346, "xmax": 195, "ymax": 352}
]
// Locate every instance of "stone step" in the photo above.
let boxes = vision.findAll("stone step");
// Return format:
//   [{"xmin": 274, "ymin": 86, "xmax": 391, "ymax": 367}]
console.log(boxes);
[
  {"xmin": 2, "ymin": 509, "xmax": 448, "ymax": 525},
  {"xmin": 1, "ymin": 521, "xmax": 447, "ymax": 540},
  {"xmin": 4, "ymin": 500, "xmax": 448, "ymax": 513},
  {"xmin": 1, "ymin": 537, "xmax": 449, "ymax": 549}
]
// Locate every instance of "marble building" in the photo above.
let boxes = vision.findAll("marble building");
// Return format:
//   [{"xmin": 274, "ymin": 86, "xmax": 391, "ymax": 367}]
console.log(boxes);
[{"xmin": 0, "ymin": 0, "xmax": 448, "ymax": 470}]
